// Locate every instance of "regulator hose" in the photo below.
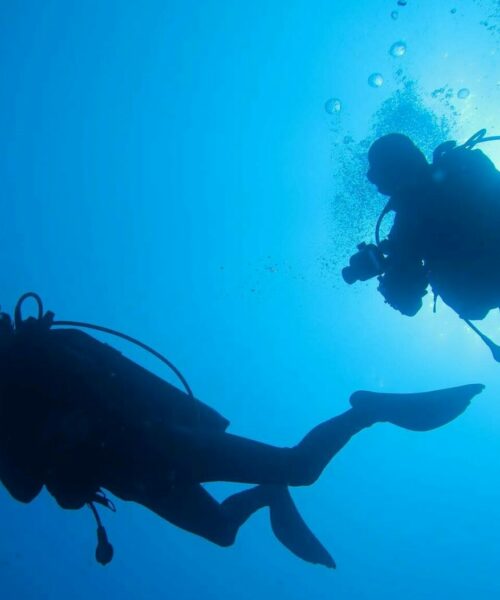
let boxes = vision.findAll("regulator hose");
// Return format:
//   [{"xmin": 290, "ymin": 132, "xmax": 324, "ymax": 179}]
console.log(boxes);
[{"xmin": 14, "ymin": 292, "xmax": 194, "ymax": 398}]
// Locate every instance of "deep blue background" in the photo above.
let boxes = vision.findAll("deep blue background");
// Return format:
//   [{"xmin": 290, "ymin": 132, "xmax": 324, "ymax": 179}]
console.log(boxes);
[{"xmin": 1, "ymin": 1, "xmax": 500, "ymax": 598}]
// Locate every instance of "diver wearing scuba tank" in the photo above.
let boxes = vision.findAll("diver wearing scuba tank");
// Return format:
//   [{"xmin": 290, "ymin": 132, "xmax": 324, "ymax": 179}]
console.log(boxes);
[
  {"xmin": 0, "ymin": 294, "xmax": 485, "ymax": 568},
  {"xmin": 342, "ymin": 130, "xmax": 500, "ymax": 355}
]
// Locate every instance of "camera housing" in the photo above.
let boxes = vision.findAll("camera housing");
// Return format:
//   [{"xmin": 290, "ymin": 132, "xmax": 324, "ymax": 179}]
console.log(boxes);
[{"xmin": 342, "ymin": 242, "xmax": 386, "ymax": 285}]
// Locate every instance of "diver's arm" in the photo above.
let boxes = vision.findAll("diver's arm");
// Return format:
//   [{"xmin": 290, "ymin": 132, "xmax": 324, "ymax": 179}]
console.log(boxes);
[
  {"xmin": 377, "ymin": 262, "xmax": 429, "ymax": 316},
  {"xmin": 377, "ymin": 215, "xmax": 429, "ymax": 316}
]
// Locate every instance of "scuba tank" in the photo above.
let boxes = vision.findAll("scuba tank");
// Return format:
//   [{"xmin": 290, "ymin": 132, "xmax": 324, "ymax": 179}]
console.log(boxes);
[{"xmin": 10, "ymin": 292, "xmax": 229, "ymax": 433}]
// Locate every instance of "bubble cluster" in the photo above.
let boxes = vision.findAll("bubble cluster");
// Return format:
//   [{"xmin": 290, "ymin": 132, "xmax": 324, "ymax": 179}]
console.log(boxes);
[
  {"xmin": 389, "ymin": 41, "xmax": 407, "ymax": 57},
  {"xmin": 324, "ymin": 98, "xmax": 342, "ymax": 114},
  {"xmin": 327, "ymin": 80, "xmax": 456, "ymax": 273},
  {"xmin": 457, "ymin": 87, "xmax": 470, "ymax": 99},
  {"xmin": 368, "ymin": 73, "xmax": 384, "ymax": 88}
]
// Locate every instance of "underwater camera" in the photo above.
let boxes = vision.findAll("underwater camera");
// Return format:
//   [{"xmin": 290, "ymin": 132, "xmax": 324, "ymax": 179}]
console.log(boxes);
[{"xmin": 342, "ymin": 242, "xmax": 386, "ymax": 285}]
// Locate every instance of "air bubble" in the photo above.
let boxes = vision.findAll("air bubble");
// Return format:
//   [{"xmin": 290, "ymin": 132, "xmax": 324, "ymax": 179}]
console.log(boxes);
[
  {"xmin": 368, "ymin": 73, "xmax": 384, "ymax": 88},
  {"xmin": 324, "ymin": 98, "xmax": 342, "ymax": 114},
  {"xmin": 389, "ymin": 41, "xmax": 407, "ymax": 57},
  {"xmin": 391, "ymin": 10, "xmax": 399, "ymax": 20},
  {"xmin": 457, "ymin": 88, "xmax": 470, "ymax": 99}
]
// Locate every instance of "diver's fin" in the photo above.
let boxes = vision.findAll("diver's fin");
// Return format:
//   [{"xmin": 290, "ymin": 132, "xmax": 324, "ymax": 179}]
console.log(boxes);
[
  {"xmin": 268, "ymin": 486, "xmax": 336, "ymax": 569},
  {"xmin": 349, "ymin": 384, "xmax": 484, "ymax": 431}
]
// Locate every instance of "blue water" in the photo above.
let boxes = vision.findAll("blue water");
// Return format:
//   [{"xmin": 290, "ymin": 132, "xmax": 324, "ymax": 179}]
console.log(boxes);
[{"xmin": 1, "ymin": 1, "xmax": 500, "ymax": 597}]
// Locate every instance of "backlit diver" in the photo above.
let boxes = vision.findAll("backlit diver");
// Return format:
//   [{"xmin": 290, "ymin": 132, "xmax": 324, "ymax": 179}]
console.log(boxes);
[
  {"xmin": 0, "ymin": 294, "xmax": 484, "ymax": 568},
  {"xmin": 342, "ymin": 129, "xmax": 500, "ymax": 359}
]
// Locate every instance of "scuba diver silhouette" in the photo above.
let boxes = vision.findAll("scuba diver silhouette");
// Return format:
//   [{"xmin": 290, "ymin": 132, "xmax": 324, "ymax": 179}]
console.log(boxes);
[
  {"xmin": 342, "ymin": 129, "xmax": 500, "ymax": 360},
  {"xmin": 0, "ymin": 294, "xmax": 484, "ymax": 568}
]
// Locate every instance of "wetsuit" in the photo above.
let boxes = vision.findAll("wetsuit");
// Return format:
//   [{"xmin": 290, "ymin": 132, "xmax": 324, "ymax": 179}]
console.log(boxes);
[{"xmin": 0, "ymin": 316, "xmax": 483, "ymax": 568}]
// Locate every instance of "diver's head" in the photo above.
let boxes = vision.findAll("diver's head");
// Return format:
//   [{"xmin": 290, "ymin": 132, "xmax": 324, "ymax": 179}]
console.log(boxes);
[{"xmin": 367, "ymin": 134, "xmax": 429, "ymax": 196}]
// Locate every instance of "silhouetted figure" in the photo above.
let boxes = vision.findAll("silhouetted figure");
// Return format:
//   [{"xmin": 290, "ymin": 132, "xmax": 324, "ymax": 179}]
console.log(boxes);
[
  {"xmin": 0, "ymin": 294, "xmax": 484, "ymax": 568},
  {"xmin": 343, "ymin": 130, "xmax": 500, "ymax": 357}
]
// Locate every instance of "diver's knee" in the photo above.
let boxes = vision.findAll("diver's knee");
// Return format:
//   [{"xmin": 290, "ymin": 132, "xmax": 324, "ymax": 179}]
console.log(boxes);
[
  {"xmin": 213, "ymin": 526, "xmax": 237, "ymax": 547},
  {"xmin": 289, "ymin": 469, "xmax": 319, "ymax": 487},
  {"xmin": 286, "ymin": 447, "xmax": 320, "ymax": 487}
]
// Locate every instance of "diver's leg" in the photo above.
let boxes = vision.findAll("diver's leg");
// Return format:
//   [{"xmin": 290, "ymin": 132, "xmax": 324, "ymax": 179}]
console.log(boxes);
[
  {"xmin": 221, "ymin": 484, "xmax": 335, "ymax": 567},
  {"xmin": 165, "ymin": 384, "xmax": 483, "ymax": 487},
  {"xmin": 134, "ymin": 482, "xmax": 274, "ymax": 547},
  {"xmin": 135, "ymin": 482, "xmax": 335, "ymax": 568},
  {"xmin": 293, "ymin": 384, "xmax": 483, "ymax": 480},
  {"xmin": 165, "ymin": 408, "xmax": 367, "ymax": 486}
]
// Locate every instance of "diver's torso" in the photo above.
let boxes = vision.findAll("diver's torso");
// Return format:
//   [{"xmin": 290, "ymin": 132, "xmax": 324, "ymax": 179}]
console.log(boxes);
[{"xmin": 0, "ymin": 326, "xmax": 229, "ymax": 507}]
